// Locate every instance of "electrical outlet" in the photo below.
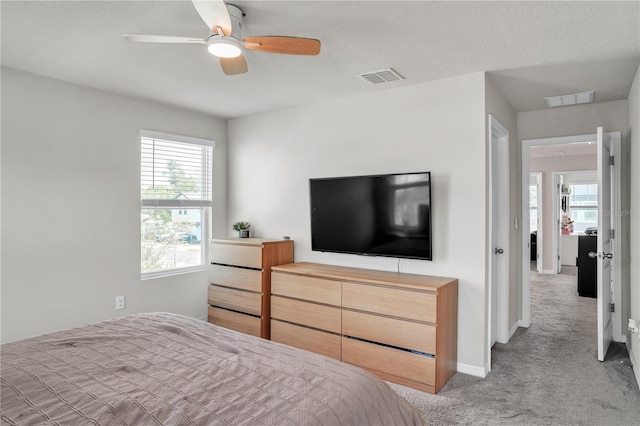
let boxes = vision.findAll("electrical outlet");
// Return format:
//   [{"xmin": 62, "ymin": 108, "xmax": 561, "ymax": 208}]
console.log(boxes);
[
  {"xmin": 628, "ymin": 319, "xmax": 640, "ymax": 341},
  {"xmin": 115, "ymin": 296, "xmax": 125, "ymax": 311}
]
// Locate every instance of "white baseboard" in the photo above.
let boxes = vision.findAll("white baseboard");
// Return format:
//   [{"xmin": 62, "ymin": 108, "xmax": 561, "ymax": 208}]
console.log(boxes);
[
  {"xmin": 508, "ymin": 322, "xmax": 519, "ymax": 339},
  {"xmin": 198, "ymin": 315, "xmax": 207, "ymax": 321},
  {"xmin": 518, "ymin": 319, "xmax": 530, "ymax": 328},
  {"xmin": 627, "ymin": 338, "xmax": 640, "ymax": 390},
  {"xmin": 541, "ymin": 269, "xmax": 556, "ymax": 274},
  {"xmin": 457, "ymin": 362, "xmax": 487, "ymax": 378}
]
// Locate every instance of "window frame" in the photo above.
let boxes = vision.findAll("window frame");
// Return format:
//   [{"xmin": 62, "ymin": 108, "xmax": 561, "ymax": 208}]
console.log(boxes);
[{"xmin": 140, "ymin": 130, "xmax": 214, "ymax": 279}]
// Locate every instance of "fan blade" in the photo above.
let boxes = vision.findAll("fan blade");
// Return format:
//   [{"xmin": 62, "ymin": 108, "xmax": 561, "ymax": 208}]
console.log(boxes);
[
  {"xmin": 243, "ymin": 36, "xmax": 321, "ymax": 55},
  {"xmin": 192, "ymin": 0, "xmax": 231, "ymax": 35},
  {"xmin": 220, "ymin": 55, "xmax": 248, "ymax": 75},
  {"xmin": 124, "ymin": 35, "xmax": 207, "ymax": 44}
]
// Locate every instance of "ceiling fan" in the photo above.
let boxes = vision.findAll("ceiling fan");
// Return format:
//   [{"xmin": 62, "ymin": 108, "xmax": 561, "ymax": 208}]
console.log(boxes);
[{"xmin": 124, "ymin": 0, "xmax": 321, "ymax": 75}]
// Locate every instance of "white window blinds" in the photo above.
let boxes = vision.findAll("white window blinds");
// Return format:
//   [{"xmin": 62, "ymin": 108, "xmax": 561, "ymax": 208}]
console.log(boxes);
[{"xmin": 141, "ymin": 131, "xmax": 213, "ymax": 208}]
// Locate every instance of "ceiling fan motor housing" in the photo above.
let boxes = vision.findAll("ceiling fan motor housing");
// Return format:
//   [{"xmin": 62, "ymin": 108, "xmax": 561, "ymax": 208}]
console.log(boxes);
[
  {"xmin": 207, "ymin": 3, "xmax": 243, "ymax": 58},
  {"xmin": 226, "ymin": 4, "xmax": 243, "ymax": 41}
]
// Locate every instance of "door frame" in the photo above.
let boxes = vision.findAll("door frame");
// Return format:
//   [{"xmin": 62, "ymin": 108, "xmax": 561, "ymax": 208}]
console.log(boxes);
[
  {"xmin": 487, "ymin": 114, "xmax": 510, "ymax": 362},
  {"xmin": 520, "ymin": 132, "xmax": 622, "ymax": 337},
  {"xmin": 607, "ymin": 131, "xmax": 623, "ymax": 342},
  {"xmin": 553, "ymin": 172, "xmax": 563, "ymax": 274}
]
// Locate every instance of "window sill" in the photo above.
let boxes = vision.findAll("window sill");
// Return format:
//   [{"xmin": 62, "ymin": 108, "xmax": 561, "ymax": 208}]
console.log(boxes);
[{"xmin": 141, "ymin": 266, "xmax": 207, "ymax": 281}]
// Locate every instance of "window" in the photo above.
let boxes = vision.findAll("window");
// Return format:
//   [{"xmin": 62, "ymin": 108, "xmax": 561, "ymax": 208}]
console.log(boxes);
[
  {"xmin": 140, "ymin": 130, "xmax": 214, "ymax": 277},
  {"xmin": 568, "ymin": 183, "xmax": 598, "ymax": 233},
  {"xmin": 529, "ymin": 184, "xmax": 538, "ymax": 232}
]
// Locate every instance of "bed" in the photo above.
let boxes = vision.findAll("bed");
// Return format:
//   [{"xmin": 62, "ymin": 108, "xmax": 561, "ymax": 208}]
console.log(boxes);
[{"xmin": 1, "ymin": 312, "xmax": 425, "ymax": 425}]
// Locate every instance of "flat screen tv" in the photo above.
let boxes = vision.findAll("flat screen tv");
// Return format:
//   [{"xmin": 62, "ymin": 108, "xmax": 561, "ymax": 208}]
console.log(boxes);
[{"xmin": 310, "ymin": 171, "xmax": 432, "ymax": 260}]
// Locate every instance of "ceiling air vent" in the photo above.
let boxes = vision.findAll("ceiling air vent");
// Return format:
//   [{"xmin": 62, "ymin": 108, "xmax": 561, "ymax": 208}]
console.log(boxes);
[
  {"xmin": 544, "ymin": 91, "xmax": 594, "ymax": 108},
  {"xmin": 359, "ymin": 68, "xmax": 404, "ymax": 85}
]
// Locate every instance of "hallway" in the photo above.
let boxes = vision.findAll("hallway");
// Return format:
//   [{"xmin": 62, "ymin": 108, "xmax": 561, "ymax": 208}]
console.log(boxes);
[{"xmin": 390, "ymin": 266, "xmax": 640, "ymax": 425}]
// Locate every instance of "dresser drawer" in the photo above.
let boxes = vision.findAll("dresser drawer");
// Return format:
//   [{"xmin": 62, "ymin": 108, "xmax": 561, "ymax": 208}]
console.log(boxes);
[
  {"xmin": 272, "ymin": 272, "xmax": 341, "ymax": 306},
  {"xmin": 211, "ymin": 243, "xmax": 262, "ymax": 269},
  {"xmin": 271, "ymin": 296, "xmax": 341, "ymax": 333},
  {"xmin": 342, "ymin": 310, "xmax": 436, "ymax": 355},
  {"xmin": 208, "ymin": 285, "xmax": 261, "ymax": 316},
  {"xmin": 271, "ymin": 320, "xmax": 341, "ymax": 359},
  {"xmin": 209, "ymin": 264, "xmax": 262, "ymax": 292},
  {"xmin": 208, "ymin": 306, "xmax": 261, "ymax": 337},
  {"xmin": 342, "ymin": 282, "xmax": 437, "ymax": 323},
  {"xmin": 342, "ymin": 337, "xmax": 435, "ymax": 387}
]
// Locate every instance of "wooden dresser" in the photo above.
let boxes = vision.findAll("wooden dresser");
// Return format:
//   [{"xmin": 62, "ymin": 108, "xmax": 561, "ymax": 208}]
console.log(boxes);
[
  {"xmin": 270, "ymin": 262, "xmax": 458, "ymax": 394},
  {"xmin": 208, "ymin": 238, "xmax": 293, "ymax": 339}
]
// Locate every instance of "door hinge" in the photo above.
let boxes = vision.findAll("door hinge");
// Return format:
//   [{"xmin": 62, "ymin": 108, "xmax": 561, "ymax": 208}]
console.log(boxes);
[
  {"xmin": 558, "ymin": 255, "xmax": 561, "ymax": 260},
  {"xmin": 610, "ymin": 303, "xmax": 615, "ymax": 313},
  {"xmin": 610, "ymin": 156, "xmax": 615, "ymax": 166},
  {"xmin": 611, "ymin": 229, "xmax": 615, "ymax": 239}
]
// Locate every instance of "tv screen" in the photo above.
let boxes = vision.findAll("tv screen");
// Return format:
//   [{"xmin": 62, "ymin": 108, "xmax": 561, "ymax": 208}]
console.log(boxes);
[{"xmin": 310, "ymin": 172, "xmax": 432, "ymax": 260}]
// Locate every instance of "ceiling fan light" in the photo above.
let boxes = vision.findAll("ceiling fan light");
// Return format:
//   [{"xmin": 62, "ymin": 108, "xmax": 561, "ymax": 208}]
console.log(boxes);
[{"xmin": 208, "ymin": 38, "xmax": 242, "ymax": 58}]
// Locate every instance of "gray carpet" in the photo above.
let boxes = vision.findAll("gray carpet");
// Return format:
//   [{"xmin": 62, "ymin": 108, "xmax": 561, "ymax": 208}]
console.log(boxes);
[{"xmin": 390, "ymin": 266, "xmax": 640, "ymax": 425}]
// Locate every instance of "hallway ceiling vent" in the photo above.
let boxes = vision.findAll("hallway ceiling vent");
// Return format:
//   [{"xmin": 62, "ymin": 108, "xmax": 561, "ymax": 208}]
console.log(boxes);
[
  {"xmin": 359, "ymin": 68, "xmax": 405, "ymax": 85},
  {"xmin": 544, "ymin": 91, "xmax": 594, "ymax": 108}
]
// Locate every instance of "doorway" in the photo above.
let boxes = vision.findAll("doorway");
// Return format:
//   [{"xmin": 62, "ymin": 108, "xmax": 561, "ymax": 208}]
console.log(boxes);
[{"xmin": 521, "ymin": 131, "xmax": 623, "ymax": 355}]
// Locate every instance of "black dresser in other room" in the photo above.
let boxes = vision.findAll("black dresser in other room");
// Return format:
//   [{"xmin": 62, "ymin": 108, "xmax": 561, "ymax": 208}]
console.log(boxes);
[{"xmin": 577, "ymin": 235, "xmax": 597, "ymax": 298}]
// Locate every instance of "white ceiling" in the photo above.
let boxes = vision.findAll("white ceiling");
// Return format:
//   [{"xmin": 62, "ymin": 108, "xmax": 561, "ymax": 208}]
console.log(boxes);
[{"xmin": 2, "ymin": 1, "xmax": 639, "ymax": 119}]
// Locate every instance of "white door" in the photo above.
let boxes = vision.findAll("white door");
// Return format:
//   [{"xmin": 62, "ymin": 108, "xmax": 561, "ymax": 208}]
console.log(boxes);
[
  {"xmin": 491, "ymin": 171, "xmax": 498, "ymax": 346},
  {"xmin": 596, "ymin": 126, "xmax": 613, "ymax": 361},
  {"xmin": 489, "ymin": 115, "xmax": 509, "ymax": 346}
]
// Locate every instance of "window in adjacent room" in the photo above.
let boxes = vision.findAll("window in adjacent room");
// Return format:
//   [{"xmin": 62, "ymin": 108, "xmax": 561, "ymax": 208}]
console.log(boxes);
[
  {"xmin": 140, "ymin": 130, "xmax": 214, "ymax": 278},
  {"xmin": 529, "ymin": 184, "xmax": 538, "ymax": 232},
  {"xmin": 568, "ymin": 183, "xmax": 598, "ymax": 233}
]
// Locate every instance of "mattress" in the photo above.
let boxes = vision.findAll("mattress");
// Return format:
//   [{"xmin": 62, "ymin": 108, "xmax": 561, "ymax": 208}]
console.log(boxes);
[{"xmin": 1, "ymin": 312, "xmax": 425, "ymax": 425}]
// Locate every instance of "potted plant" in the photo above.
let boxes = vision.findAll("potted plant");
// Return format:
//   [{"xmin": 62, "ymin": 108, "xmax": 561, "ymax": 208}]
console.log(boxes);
[{"xmin": 232, "ymin": 221, "xmax": 251, "ymax": 238}]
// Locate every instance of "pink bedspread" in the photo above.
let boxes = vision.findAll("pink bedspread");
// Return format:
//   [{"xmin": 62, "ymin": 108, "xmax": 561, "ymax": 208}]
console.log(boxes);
[{"xmin": 1, "ymin": 312, "xmax": 425, "ymax": 425}]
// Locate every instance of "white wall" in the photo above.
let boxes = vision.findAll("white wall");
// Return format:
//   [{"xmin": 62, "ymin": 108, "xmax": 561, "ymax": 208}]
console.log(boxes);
[
  {"xmin": 529, "ymin": 154, "xmax": 597, "ymax": 173},
  {"xmin": 628, "ymin": 64, "xmax": 640, "ymax": 386},
  {"xmin": 562, "ymin": 171, "xmax": 598, "ymax": 184},
  {"xmin": 0, "ymin": 68, "xmax": 228, "ymax": 343},
  {"xmin": 518, "ymin": 101, "xmax": 628, "ymax": 141},
  {"xmin": 228, "ymin": 73, "xmax": 489, "ymax": 374}
]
